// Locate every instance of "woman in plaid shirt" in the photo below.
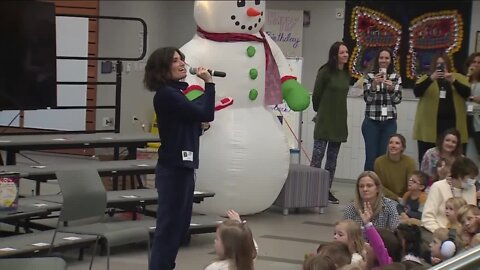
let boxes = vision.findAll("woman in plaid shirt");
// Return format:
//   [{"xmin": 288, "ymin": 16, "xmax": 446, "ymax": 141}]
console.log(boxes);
[{"xmin": 362, "ymin": 48, "xmax": 403, "ymax": 171}]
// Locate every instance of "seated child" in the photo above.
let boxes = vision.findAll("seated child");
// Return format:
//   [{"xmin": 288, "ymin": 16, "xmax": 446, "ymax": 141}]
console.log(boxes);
[
  {"xmin": 457, "ymin": 204, "xmax": 480, "ymax": 249},
  {"xmin": 398, "ymin": 171, "xmax": 428, "ymax": 225},
  {"xmin": 303, "ymin": 254, "xmax": 336, "ymax": 270},
  {"xmin": 316, "ymin": 242, "xmax": 352, "ymax": 269},
  {"xmin": 395, "ymin": 224, "xmax": 430, "ymax": 267},
  {"xmin": 225, "ymin": 209, "xmax": 258, "ymax": 254},
  {"xmin": 425, "ymin": 158, "xmax": 451, "ymax": 192},
  {"xmin": 445, "ymin": 197, "xmax": 467, "ymax": 230},
  {"xmin": 429, "ymin": 227, "xmax": 458, "ymax": 265},
  {"xmin": 205, "ymin": 212, "xmax": 256, "ymax": 270},
  {"xmin": 333, "ymin": 219, "xmax": 369, "ymax": 266},
  {"xmin": 377, "ymin": 228, "xmax": 402, "ymax": 262}
]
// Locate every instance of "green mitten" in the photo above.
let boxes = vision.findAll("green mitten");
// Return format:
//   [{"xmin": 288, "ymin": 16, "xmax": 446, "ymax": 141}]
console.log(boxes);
[
  {"xmin": 183, "ymin": 85, "xmax": 205, "ymax": 101},
  {"xmin": 281, "ymin": 78, "xmax": 310, "ymax": 111}
]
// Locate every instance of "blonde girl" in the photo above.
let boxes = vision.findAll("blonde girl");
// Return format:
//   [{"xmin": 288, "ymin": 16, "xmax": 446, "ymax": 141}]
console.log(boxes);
[
  {"xmin": 445, "ymin": 197, "xmax": 467, "ymax": 230},
  {"xmin": 334, "ymin": 220, "xmax": 368, "ymax": 266},
  {"xmin": 205, "ymin": 220, "xmax": 256, "ymax": 270},
  {"xmin": 457, "ymin": 204, "xmax": 480, "ymax": 249}
]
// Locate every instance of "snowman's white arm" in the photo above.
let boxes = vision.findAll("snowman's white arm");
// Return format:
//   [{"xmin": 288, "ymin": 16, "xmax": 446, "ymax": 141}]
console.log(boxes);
[
  {"xmin": 180, "ymin": 36, "xmax": 234, "ymax": 112},
  {"xmin": 180, "ymin": 35, "xmax": 207, "ymax": 87},
  {"xmin": 264, "ymin": 34, "xmax": 295, "ymax": 80}
]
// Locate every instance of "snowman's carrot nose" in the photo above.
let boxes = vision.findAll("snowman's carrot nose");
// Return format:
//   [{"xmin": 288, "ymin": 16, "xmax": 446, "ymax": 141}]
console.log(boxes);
[{"xmin": 247, "ymin": 7, "xmax": 261, "ymax": 17}]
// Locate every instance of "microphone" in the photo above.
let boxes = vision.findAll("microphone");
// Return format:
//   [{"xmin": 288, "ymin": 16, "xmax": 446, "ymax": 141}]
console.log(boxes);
[{"xmin": 189, "ymin": 67, "xmax": 226, "ymax": 77}]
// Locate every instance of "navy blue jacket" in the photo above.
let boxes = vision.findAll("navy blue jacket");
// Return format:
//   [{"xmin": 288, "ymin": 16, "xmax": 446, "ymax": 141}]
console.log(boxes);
[{"xmin": 154, "ymin": 80, "xmax": 215, "ymax": 169}]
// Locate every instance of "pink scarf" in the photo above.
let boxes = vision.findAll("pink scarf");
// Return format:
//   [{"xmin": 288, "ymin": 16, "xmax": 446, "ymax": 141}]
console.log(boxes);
[{"xmin": 197, "ymin": 26, "xmax": 282, "ymax": 105}]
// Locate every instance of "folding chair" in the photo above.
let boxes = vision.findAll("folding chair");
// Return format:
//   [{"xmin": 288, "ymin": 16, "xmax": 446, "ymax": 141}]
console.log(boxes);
[{"xmin": 50, "ymin": 169, "xmax": 150, "ymax": 270}]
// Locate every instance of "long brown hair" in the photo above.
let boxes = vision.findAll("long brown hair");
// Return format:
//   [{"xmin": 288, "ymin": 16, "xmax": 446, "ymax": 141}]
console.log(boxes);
[
  {"xmin": 354, "ymin": 171, "xmax": 385, "ymax": 218},
  {"xmin": 436, "ymin": 128, "xmax": 462, "ymax": 157},
  {"xmin": 216, "ymin": 220, "xmax": 256, "ymax": 270},
  {"xmin": 465, "ymin": 52, "xmax": 480, "ymax": 74},
  {"xmin": 371, "ymin": 47, "xmax": 395, "ymax": 74},
  {"xmin": 320, "ymin": 41, "xmax": 350, "ymax": 74}
]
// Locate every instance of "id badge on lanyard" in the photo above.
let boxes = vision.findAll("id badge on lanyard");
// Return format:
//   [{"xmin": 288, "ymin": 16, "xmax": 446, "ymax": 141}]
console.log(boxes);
[
  {"xmin": 468, "ymin": 104, "xmax": 474, "ymax": 113},
  {"xmin": 381, "ymin": 106, "xmax": 388, "ymax": 116},
  {"xmin": 440, "ymin": 87, "xmax": 446, "ymax": 99}
]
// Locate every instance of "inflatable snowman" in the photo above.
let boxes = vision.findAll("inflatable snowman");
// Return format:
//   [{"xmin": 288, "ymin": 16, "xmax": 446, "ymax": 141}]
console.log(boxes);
[{"xmin": 180, "ymin": 0, "xmax": 309, "ymax": 215}]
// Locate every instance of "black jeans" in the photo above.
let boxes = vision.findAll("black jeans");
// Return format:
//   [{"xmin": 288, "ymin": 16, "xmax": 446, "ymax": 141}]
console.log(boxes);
[{"xmin": 150, "ymin": 163, "xmax": 195, "ymax": 270}]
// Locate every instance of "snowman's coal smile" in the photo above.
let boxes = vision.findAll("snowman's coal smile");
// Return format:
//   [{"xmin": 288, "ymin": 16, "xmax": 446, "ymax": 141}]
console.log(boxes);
[{"xmin": 230, "ymin": 13, "xmax": 263, "ymax": 31}]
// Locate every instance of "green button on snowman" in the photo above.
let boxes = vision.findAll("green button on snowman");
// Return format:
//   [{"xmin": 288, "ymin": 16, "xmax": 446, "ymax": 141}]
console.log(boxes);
[{"xmin": 180, "ymin": 0, "xmax": 310, "ymax": 215}]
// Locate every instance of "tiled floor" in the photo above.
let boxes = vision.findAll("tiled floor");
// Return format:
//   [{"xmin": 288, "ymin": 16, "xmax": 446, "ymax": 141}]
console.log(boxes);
[{"xmin": 10, "ymin": 151, "xmax": 357, "ymax": 270}]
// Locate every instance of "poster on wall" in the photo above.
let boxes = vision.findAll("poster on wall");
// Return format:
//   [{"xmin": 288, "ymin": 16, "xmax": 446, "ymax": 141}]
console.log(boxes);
[{"xmin": 264, "ymin": 9, "xmax": 303, "ymax": 57}]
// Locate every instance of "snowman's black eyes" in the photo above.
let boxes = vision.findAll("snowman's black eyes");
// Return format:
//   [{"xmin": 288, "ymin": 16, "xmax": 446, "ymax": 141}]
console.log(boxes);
[
  {"xmin": 255, "ymin": 0, "xmax": 261, "ymax": 5},
  {"xmin": 237, "ymin": 0, "xmax": 245, "ymax": 7}
]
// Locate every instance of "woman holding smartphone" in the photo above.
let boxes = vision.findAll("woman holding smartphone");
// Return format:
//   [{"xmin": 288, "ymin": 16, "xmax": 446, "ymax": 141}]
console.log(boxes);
[
  {"xmin": 362, "ymin": 48, "xmax": 403, "ymax": 171},
  {"xmin": 413, "ymin": 53, "xmax": 470, "ymax": 163}
]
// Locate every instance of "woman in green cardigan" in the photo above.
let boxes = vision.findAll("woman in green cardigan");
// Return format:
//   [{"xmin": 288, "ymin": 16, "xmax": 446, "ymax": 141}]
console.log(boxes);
[
  {"xmin": 311, "ymin": 41, "xmax": 350, "ymax": 204},
  {"xmin": 413, "ymin": 53, "xmax": 470, "ymax": 163}
]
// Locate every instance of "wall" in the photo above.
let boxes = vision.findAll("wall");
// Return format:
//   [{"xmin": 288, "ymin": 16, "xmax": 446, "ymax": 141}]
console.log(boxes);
[
  {"xmin": 468, "ymin": 1, "xmax": 480, "ymax": 54},
  {"xmin": 96, "ymin": 1, "xmax": 169, "ymax": 135}
]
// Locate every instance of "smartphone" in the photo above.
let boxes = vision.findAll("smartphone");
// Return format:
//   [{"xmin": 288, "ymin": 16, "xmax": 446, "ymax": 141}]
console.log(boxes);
[{"xmin": 436, "ymin": 63, "xmax": 445, "ymax": 72}]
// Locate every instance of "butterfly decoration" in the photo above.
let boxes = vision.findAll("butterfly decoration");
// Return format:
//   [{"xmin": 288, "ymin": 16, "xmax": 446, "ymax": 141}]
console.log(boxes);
[
  {"xmin": 349, "ymin": 6, "xmax": 402, "ymax": 79},
  {"xmin": 348, "ymin": 6, "xmax": 464, "ymax": 81},
  {"xmin": 407, "ymin": 10, "xmax": 464, "ymax": 79}
]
